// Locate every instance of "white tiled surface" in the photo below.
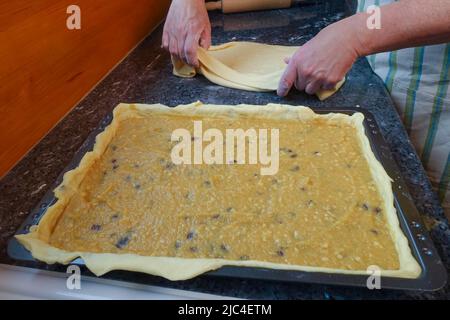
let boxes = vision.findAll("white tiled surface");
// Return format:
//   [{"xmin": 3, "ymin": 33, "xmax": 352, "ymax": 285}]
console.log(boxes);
[{"xmin": 0, "ymin": 264, "xmax": 235, "ymax": 300}]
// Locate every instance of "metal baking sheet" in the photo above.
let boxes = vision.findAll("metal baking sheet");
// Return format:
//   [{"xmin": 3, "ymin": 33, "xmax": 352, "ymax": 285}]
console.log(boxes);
[{"xmin": 7, "ymin": 106, "xmax": 447, "ymax": 291}]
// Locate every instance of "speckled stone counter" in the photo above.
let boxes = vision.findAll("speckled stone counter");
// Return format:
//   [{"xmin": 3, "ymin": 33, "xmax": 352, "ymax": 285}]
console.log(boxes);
[{"xmin": 0, "ymin": 0, "xmax": 449, "ymax": 299}]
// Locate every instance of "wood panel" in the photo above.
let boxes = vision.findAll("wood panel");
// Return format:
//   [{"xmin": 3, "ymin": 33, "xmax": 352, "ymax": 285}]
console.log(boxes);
[{"xmin": 0, "ymin": 0, "xmax": 170, "ymax": 177}]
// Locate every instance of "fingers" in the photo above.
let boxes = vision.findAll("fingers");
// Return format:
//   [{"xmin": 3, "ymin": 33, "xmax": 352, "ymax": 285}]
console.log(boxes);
[
  {"xmin": 278, "ymin": 65, "xmax": 336, "ymax": 97},
  {"xmin": 200, "ymin": 27, "xmax": 211, "ymax": 50},
  {"xmin": 305, "ymin": 80, "xmax": 323, "ymax": 95},
  {"xmin": 321, "ymin": 79, "xmax": 339, "ymax": 90},
  {"xmin": 168, "ymin": 36, "xmax": 179, "ymax": 59},
  {"xmin": 177, "ymin": 34, "xmax": 187, "ymax": 63},
  {"xmin": 162, "ymin": 31, "xmax": 169, "ymax": 50},
  {"xmin": 166, "ymin": 31, "xmax": 206, "ymax": 67},
  {"xmin": 168, "ymin": 33, "xmax": 190, "ymax": 66},
  {"xmin": 184, "ymin": 33, "xmax": 201, "ymax": 67},
  {"xmin": 295, "ymin": 76, "xmax": 307, "ymax": 92},
  {"xmin": 165, "ymin": 27, "xmax": 209, "ymax": 67},
  {"xmin": 277, "ymin": 61, "xmax": 297, "ymax": 97},
  {"xmin": 278, "ymin": 54, "xmax": 341, "ymax": 97}
]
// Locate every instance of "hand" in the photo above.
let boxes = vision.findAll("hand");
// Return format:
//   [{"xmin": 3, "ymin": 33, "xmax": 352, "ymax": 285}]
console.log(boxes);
[
  {"xmin": 277, "ymin": 18, "xmax": 362, "ymax": 97},
  {"xmin": 162, "ymin": 0, "xmax": 211, "ymax": 68}
]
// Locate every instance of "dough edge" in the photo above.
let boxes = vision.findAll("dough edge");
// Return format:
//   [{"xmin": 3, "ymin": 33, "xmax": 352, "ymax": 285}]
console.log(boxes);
[{"xmin": 16, "ymin": 101, "xmax": 421, "ymax": 280}]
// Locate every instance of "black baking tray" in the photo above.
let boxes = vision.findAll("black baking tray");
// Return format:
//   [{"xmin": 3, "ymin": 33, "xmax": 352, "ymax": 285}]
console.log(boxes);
[{"xmin": 8, "ymin": 106, "xmax": 447, "ymax": 291}]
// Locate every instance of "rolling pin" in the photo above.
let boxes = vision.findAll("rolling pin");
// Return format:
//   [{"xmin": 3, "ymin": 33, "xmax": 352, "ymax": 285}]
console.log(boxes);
[{"xmin": 206, "ymin": 0, "xmax": 293, "ymax": 13}]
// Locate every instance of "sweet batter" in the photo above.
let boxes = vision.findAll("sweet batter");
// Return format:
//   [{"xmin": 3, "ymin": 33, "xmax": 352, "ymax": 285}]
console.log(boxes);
[{"xmin": 16, "ymin": 102, "xmax": 421, "ymax": 280}]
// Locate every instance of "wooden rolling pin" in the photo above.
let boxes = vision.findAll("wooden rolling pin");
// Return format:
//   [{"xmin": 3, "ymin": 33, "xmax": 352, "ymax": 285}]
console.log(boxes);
[{"xmin": 206, "ymin": 0, "xmax": 293, "ymax": 13}]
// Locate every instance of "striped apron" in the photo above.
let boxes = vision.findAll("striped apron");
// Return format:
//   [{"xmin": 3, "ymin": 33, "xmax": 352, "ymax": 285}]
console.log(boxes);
[{"xmin": 358, "ymin": 0, "xmax": 450, "ymax": 218}]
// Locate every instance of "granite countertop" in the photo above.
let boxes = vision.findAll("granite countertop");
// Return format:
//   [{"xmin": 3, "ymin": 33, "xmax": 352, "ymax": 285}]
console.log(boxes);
[{"xmin": 0, "ymin": 0, "xmax": 449, "ymax": 299}]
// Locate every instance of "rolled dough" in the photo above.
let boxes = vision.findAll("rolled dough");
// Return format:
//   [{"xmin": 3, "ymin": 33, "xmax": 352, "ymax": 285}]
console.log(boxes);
[{"xmin": 172, "ymin": 42, "xmax": 345, "ymax": 100}]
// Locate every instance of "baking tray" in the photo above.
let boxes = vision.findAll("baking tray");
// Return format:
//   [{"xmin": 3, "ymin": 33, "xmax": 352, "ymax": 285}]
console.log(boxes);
[{"xmin": 8, "ymin": 106, "xmax": 447, "ymax": 291}]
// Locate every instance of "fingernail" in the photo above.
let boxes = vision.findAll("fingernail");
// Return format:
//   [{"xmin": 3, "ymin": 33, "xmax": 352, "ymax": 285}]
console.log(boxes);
[{"xmin": 277, "ymin": 88, "xmax": 287, "ymax": 97}]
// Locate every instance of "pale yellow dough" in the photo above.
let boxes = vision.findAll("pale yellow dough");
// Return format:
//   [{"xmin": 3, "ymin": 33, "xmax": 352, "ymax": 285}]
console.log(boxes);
[
  {"xmin": 16, "ymin": 102, "xmax": 421, "ymax": 281},
  {"xmin": 172, "ymin": 42, "xmax": 345, "ymax": 100}
]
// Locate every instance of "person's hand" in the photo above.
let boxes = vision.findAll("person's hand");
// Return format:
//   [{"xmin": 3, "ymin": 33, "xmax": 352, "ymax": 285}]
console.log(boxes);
[
  {"xmin": 162, "ymin": 0, "xmax": 211, "ymax": 68},
  {"xmin": 277, "ymin": 18, "xmax": 363, "ymax": 97}
]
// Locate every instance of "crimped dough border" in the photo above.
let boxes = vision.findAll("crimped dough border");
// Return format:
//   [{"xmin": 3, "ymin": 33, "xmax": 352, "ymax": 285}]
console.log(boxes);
[{"xmin": 16, "ymin": 102, "xmax": 421, "ymax": 280}]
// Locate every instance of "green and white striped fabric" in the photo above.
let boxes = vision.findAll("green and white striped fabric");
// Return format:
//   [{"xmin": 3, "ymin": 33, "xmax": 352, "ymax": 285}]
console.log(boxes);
[{"xmin": 358, "ymin": 0, "xmax": 450, "ymax": 216}]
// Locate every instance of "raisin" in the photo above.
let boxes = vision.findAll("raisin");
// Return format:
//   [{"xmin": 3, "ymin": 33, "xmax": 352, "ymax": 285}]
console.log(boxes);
[
  {"xmin": 187, "ymin": 230, "xmax": 196, "ymax": 240},
  {"xmin": 165, "ymin": 162, "xmax": 175, "ymax": 170},
  {"xmin": 175, "ymin": 240, "xmax": 182, "ymax": 249},
  {"xmin": 276, "ymin": 249, "xmax": 285, "ymax": 257},
  {"xmin": 185, "ymin": 192, "xmax": 195, "ymax": 200},
  {"xmin": 91, "ymin": 224, "xmax": 101, "ymax": 231},
  {"xmin": 370, "ymin": 229, "xmax": 379, "ymax": 235},
  {"xmin": 374, "ymin": 207, "xmax": 382, "ymax": 214},
  {"xmin": 290, "ymin": 153, "xmax": 298, "ymax": 158},
  {"xmin": 115, "ymin": 234, "xmax": 131, "ymax": 249},
  {"xmin": 220, "ymin": 244, "xmax": 230, "ymax": 252},
  {"xmin": 362, "ymin": 203, "xmax": 369, "ymax": 211}
]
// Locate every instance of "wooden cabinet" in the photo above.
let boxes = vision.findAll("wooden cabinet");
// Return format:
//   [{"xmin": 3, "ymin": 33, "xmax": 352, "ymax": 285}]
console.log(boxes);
[{"xmin": 0, "ymin": 0, "xmax": 170, "ymax": 177}]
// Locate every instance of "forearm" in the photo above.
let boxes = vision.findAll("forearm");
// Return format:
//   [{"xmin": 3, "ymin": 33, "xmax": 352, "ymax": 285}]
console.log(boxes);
[{"xmin": 347, "ymin": 0, "xmax": 450, "ymax": 57}]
